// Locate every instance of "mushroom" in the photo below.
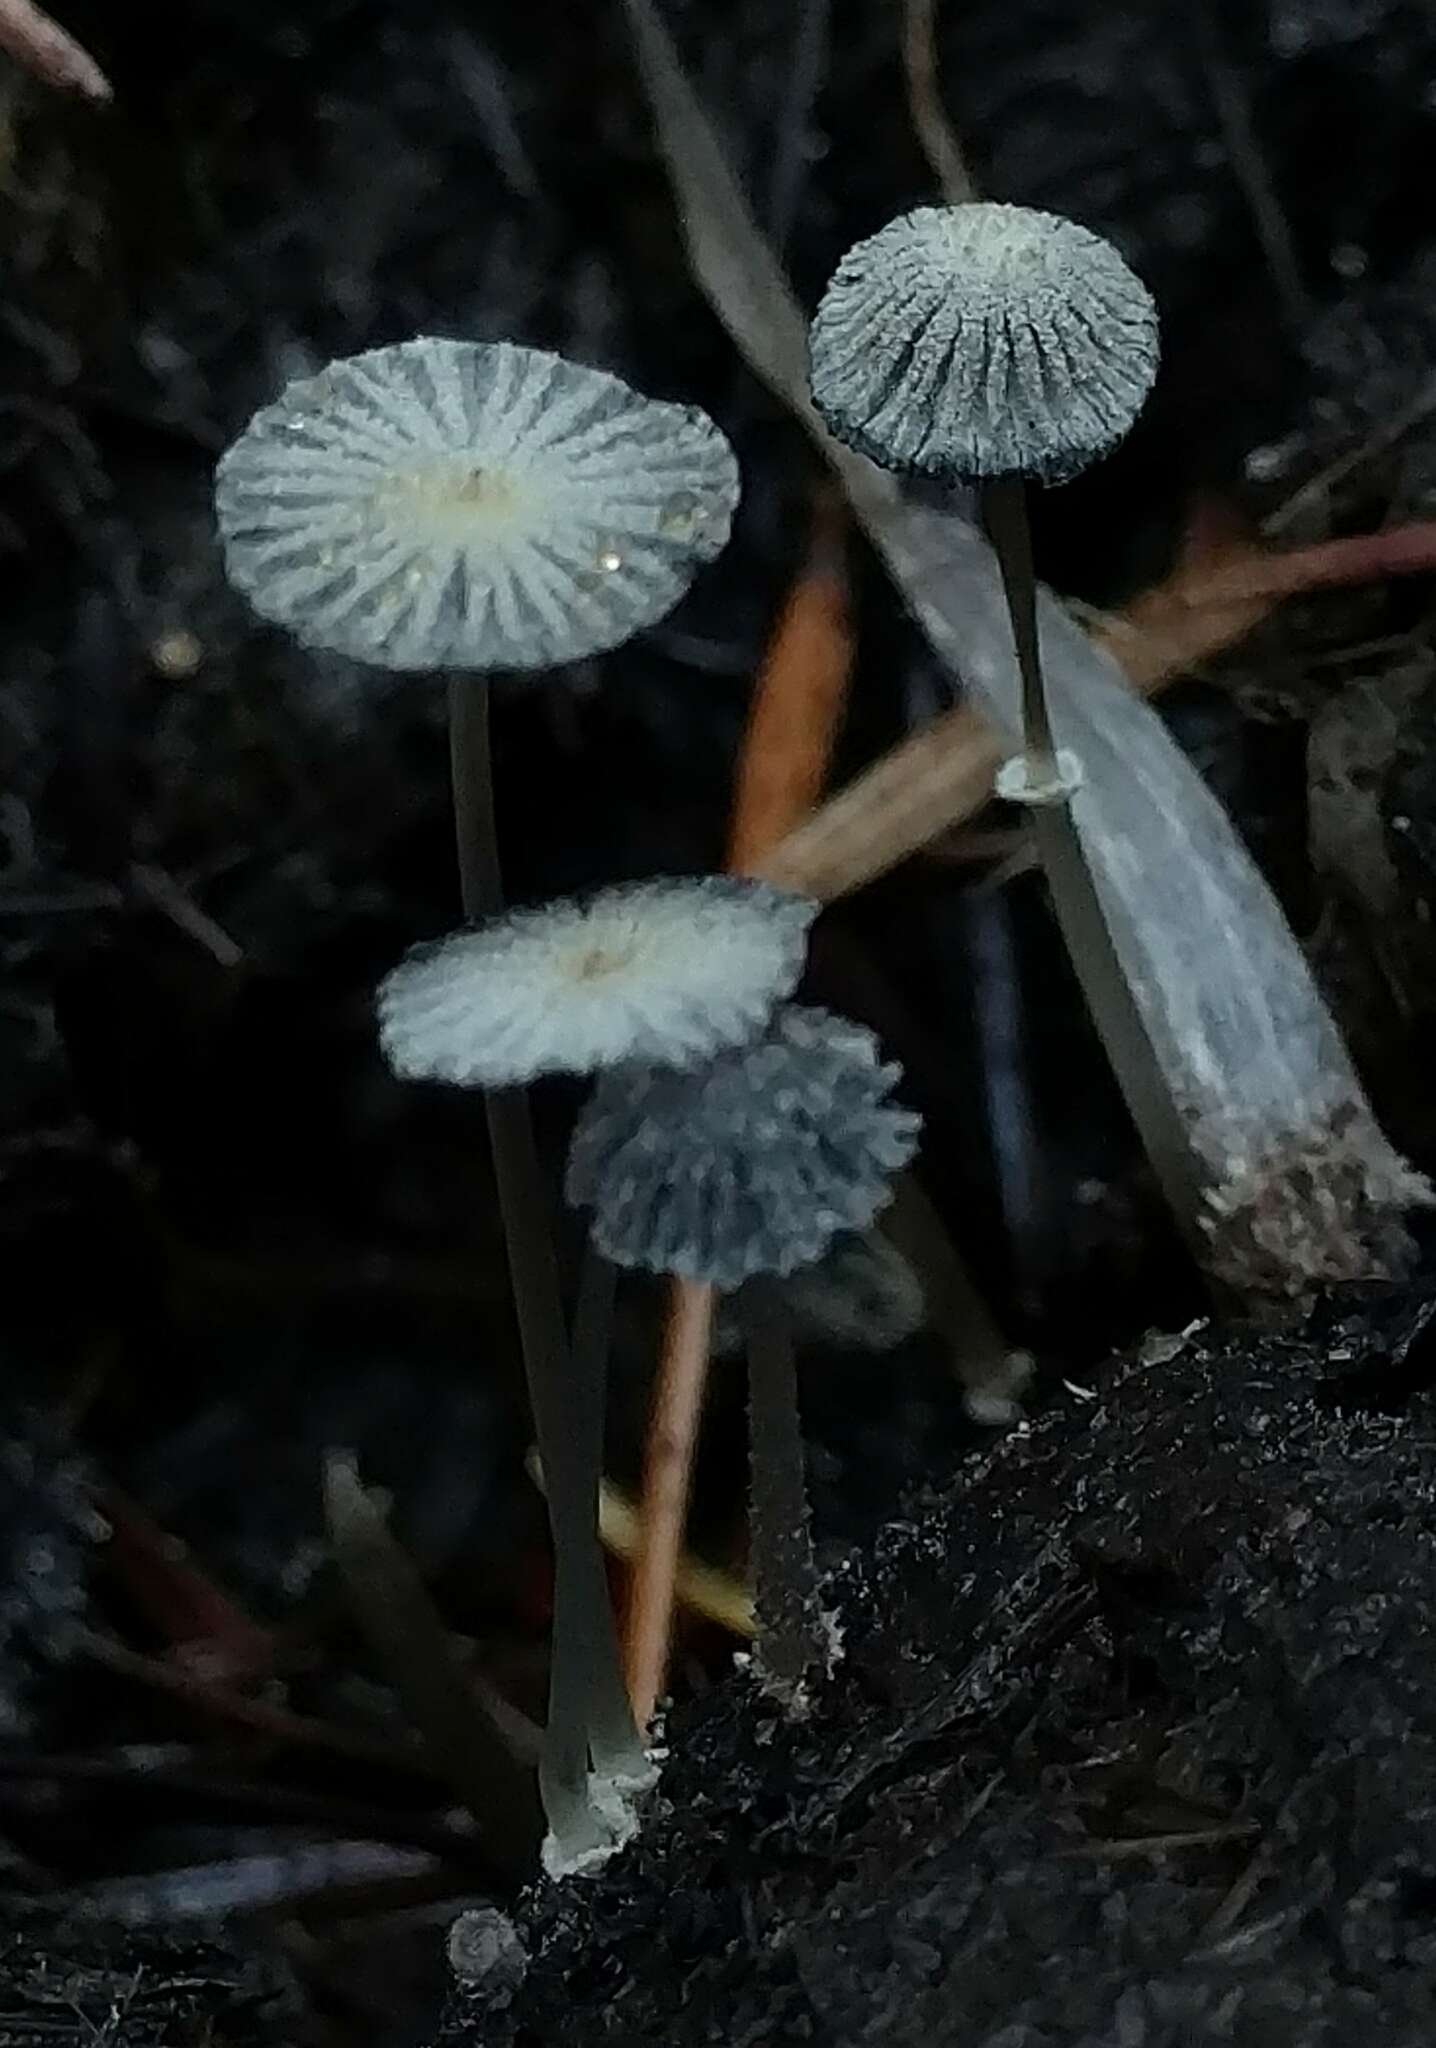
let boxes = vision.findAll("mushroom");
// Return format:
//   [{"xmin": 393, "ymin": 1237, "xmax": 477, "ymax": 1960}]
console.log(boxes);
[
  {"xmin": 809, "ymin": 200, "xmax": 1156, "ymax": 787},
  {"xmin": 377, "ymin": 876, "xmax": 816, "ymax": 1088},
  {"xmin": 567, "ymin": 1005, "xmax": 920, "ymax": 1286},
  {"xmin": 809, "ymin": 204, "xmax": 1202, "ymax": 1244},
  {"xmin": 215, "ymin": 336, "xmax": 739, "ymax": 672},
  {"xmin": 566, "ymin": 1003, "xmax": 920, "ymax": 1700},
  {"xmin": 214, "ymin": 336, "xmax": 743, "ymax": 1870}
]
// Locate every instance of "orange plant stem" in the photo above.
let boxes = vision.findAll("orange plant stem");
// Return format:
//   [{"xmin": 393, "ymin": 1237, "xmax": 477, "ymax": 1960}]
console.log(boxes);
[
  {"xmin": 622, "ymin": 1282, "xmax": 717, "ymax": 1724},
  {"xmin": 624, "ymin": 488, "xmax": 854, "ymax": 1729},
  {"xmin": 726, "ymin": 490, "xmax": 854, "ymax": 871}
]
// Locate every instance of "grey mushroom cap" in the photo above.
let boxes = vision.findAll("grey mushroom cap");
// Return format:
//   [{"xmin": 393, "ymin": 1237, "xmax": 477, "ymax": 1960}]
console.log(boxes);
[
  {"xmin": 214, "ymin": 338, "xmax": 739, "ymax": 672},
  {"xmin": 565, "ymin": 1005, "xmax": 922, "ymax": 1288},
  {"xmin": 809, "ymin": 202, "xmax": 1159, "ymax": 485}
]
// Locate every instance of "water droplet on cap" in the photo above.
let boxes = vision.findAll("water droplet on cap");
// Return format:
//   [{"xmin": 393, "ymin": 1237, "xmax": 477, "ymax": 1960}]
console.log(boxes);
[{"xmin": 660, "ymin": 490, "xmax": 703, "ymax": 537}]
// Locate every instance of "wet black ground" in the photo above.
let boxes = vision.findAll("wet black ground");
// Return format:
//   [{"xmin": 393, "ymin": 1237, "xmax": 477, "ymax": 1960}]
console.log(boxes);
[{"xmin": 4, "ymin": 1, "xmax": 1436, "ymax": 2042}]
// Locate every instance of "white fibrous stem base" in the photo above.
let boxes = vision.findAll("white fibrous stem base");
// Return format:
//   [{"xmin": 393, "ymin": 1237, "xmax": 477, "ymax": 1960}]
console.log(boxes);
[{"xmin": 995, "ymin": 748, "xmax": 1084, "ymax": 808}]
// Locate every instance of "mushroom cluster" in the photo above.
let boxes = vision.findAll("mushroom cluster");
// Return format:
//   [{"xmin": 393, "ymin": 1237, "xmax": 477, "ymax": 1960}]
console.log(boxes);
[{"xmin": 214, "ymin": 334, "xmax": 920, "ymax": 1864}]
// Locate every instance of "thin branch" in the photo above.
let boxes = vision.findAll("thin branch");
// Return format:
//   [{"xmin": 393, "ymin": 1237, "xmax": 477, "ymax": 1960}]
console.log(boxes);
[
  {"xmin": 765, "ymin": 0, "xmax": 833, "ymax": 254},
  {"xmin": 323, "ymin": 1454, "xmax": 540, "ymax": 1877},
  {"xmin": 0, "ymin": 0, "xmax": 110, "ymax": 101},
  {"xmin": 128, "ymin": 863, "xmax": 244, "ymax": 968},
  {"xmin": 1194, "ymin": 1, "xmax": 1310, "ymax": 334},
  {"xmin": 901, "ymin": 0, "xmax": 976, "ymax": 203},
  {"xmin": 623, "ymin": 1282, "xmax": 717, "ymax": 1727},
  {"xmin": 76, "ymin": 1627, "xmax": 428, "ymax": 1775},
  {"xmin": 598, "ymin": 1470, "xmax": 754, "ymax": 1635},
  {"xmin": 726, "ymin": 486, "xmax": 853, "ymax": 872}
]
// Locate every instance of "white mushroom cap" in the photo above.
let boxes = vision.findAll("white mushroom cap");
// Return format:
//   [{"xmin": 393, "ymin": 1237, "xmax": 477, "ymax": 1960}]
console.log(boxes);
[
  {"xmin": 377, "ymin": 876, "xmax": 817, "ymax": 1088},
  {"xmin": 564, "ymin": 1005, "xmax": 922, "ymax": 1288},
  {"xmin": 215, "ymin": 338, "xmax": 740, "ymax": 671},
  {"xmin": 809, "ymin": 202, "xmax": 1159, "ymax": 484}
]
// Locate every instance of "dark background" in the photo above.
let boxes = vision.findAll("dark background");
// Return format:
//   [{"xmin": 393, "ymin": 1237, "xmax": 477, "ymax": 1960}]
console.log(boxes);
[{"xmin": 3, "ymin": 2, "xmax": 1436, "ymax": 2041}]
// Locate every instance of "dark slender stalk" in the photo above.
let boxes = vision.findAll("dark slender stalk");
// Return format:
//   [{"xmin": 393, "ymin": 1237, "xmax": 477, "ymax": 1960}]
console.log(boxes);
[
  {"xmin": 983, "ymin": 477, "xmax": 1055, "ymax": 782},
  {"xmin": 567, "ymin": 1247, "xmax": 646, "ymax": 1777},
  {"xmin": 447, "ymin": 670, "xmax": 505, "ymax": 918},
  {"xmin": 446, "ymin": 674, "xmax": 645, "ymax": 1858},
  {"xmin": 743, "ymin": 1298, "xmax": 829, "ymax": 1699},
  {"xmin": 978, "ymin": 489, "xmax": 1207, "ymax": 1255},
  {"xmin": 884, "ymin": 1172, "xmax": 1017, "ymax": 1393}
]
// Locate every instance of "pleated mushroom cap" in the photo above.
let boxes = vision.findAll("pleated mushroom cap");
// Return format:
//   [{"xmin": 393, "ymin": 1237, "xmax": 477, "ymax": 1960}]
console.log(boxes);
[
  {"xmin": 215, "ymin": 338, "xmax": 740, "ymax": 671},
  {"xmin": 809, "ymin": 202, "xmax": 1159, "ymax": 484},
  {"xmin": 565, "ymin": 1005, "xmax": 921, "ymax": 1288},
  {"xmin": 377, "ymin": 877, "xmax": 816, "ymax": 1088}
]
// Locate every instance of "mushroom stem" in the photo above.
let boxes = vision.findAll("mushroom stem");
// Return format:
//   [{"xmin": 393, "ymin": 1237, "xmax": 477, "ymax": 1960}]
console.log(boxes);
[
  {"xmin": 742, "ymin": 1291, "xmax": 833, "ymax": 1702},
  {"xmin": 566, "ymin": 1244, "xmax": 647, "ymax": 1786},
  {"xmin": 446, "ymin": 673, "xmax": 647, "ymax": 1858},
  {"xmin": 975, "ymin": 498, "xmax": 1208, "ymax": 1258},
  {"xmin": 981, "ymin": 477, "xmax": 1056, "ymax": 782}
]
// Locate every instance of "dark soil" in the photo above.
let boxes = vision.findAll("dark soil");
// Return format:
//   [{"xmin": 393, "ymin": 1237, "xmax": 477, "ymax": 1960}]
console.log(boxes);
[
  {"xmin": 442, "ymin": 1287, "xmax": 1436, "ymax": 2047},
  {"xmin": 3, "ymin": 1, "xmax": 1436, "ymax": 2042}
]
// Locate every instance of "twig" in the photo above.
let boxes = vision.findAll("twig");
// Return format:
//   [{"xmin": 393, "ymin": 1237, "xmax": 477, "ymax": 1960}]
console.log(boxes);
[
  {"xmin": 754, "ymin": 697, "xmax": 1001, "ymax": 900},
  {"xmin": 598, "ymin": 1470, "xmax": 754, "ymax": 1635},
  {"xmin": 765, "ymin": 0, "xmax": 833, "ymax": 254},
  {"xmin": 624, "ymin": 1281, "xmax": 717, "ymax": 1725},
  {"xmin": 726, "ymin": 487, "xmax": 854, "ymax": 868},
  {"xmin": 531, "ymin": 1447, "xmax": 755, "ymax": 1639},
  {"xmin": 0, "ymin": 0, "xmax": 110, "ymax": 101},
  {"xmin": 1086, "ymin": 496, "xmax": 1273, "ymax": 691},
  {"xmin": 0, "ymin": 1749, "xmax": 480, "ymax": 1863},
  {"xmin": 901, "ymin": 0, "xmax": 976, "ymax": 204},
  {"xmin": 75, "ymin": 1627, "xmax": 429, "ymax": 1774},
  {"xmin": 128, "ymin": 863, "xmax": 244, "ymax": 968},
  {"xmin": 96, "ymin": 1484, "xmax": 277, "ymax": 1684},
  {"xmin": 1194, "ymin": 1, "xmax": 1310, "ymax": 334},
  {"xmin": 1264, "ymin": 373, "xmax": 1436, "ymax": 538},
  {"xmin": 61, "ymin": 1840, "xmax": 449, "ymax": 1925},
  {"xmin": 323, "ymin": 1453, "xmax": 541, "ymax": 1877},
  {"xmin": 1178, "ymin": 517, "xmax": 1436, "ymax": 605}
]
